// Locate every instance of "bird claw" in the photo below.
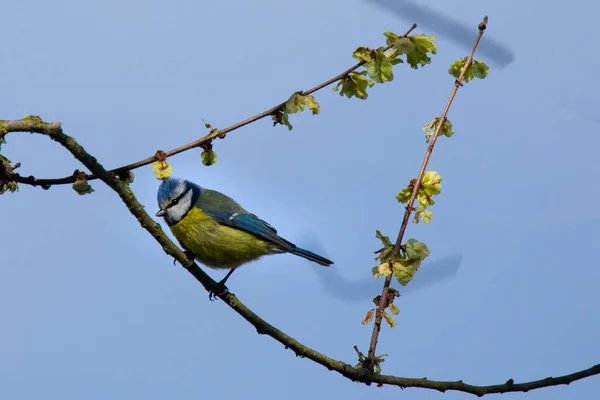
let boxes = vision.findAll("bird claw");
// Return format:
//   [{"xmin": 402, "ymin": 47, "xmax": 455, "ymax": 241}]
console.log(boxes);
[
  {"xmin": 173, "ymin": 250, "xmax": 196, "ymax": 267},
  {"xmin": 208, "ymin": 268, "xmax": 236, "ymax": 301},
  {"xmin": 177, "ymin": 250, "xmax": 196, "ymax": 268},
  {"xmin": 209, "ymin": 281, "xmax": 229, "ymax": 301}
]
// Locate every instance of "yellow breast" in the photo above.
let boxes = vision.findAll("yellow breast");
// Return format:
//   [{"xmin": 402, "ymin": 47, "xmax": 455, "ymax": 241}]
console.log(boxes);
[{"xmin": 170, "ymin": 207, "xmax": 273, "ymax": 269}]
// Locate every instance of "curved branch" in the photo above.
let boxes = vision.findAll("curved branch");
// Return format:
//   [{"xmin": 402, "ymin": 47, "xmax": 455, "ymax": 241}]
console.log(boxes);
[
  {"xmin": 3, "ymin": 118, "xmax": 599, "ymax": 396},
  {"xmin": 6, "ymin": 23, "xmax": 418, "ymax": 189}
]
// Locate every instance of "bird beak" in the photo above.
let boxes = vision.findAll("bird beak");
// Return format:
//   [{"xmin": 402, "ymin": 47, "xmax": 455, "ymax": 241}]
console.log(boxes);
[{"xmin": 155, "ymin": 209, "xmax": 166, "ymax": 217}]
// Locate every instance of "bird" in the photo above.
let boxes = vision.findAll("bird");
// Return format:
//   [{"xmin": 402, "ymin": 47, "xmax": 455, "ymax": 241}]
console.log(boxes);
[{"xmin": 155, "ymin": 177, "xmax": 333, "ymax": 298}]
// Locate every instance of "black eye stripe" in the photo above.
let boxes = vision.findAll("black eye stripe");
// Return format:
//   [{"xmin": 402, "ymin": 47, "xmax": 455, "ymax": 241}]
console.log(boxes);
[{"xmin": 168, "ymin": 190, "xmax": 189, "ymax": 208}]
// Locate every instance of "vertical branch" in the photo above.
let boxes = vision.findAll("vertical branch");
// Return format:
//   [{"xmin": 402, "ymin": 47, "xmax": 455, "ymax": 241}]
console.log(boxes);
[{"xmin": 367, "ymin": 17, "xmax": 489, "ymax": 366}]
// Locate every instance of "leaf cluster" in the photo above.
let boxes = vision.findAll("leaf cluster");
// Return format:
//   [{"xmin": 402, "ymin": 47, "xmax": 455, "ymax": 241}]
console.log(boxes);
[
  {"xmin": 449, "ymin": 58, "xmax": 489, "ymax": 82},
  {"xmin": 272, "ymin": 92, "xmax": 320, "ymax": 130},
  {"xmin": 332, "ymin": 32, "xmax": 437, "ymax": 100},
  {"xmin": 396, "ymin": 170, "xmax": 442, "ymax": 224}
]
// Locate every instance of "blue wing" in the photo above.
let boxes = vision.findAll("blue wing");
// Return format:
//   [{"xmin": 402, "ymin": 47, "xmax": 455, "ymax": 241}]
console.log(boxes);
[
  {"xmin": 195, "ymin": 189, "xmax": 333, "ymax": 265},
  {"xmin": 203, "ymin": 210, "xmax": 294, "ymax": 251}
]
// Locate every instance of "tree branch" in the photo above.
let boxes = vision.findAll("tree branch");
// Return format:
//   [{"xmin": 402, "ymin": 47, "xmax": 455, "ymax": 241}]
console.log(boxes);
[
  {"xmin": 5, "ymin": 23, "xmax": 418, "ymax": 189},
  {"xmin": 367, "ymin": 17, "xmax": 487, "ymax": 364},
  {"xmin": 2, "ymin": 117, "xmax": 599, "ymax": 396},
  {"xmin": 2, "ymin": 15, "xmax": 598, "ymax": 397}
]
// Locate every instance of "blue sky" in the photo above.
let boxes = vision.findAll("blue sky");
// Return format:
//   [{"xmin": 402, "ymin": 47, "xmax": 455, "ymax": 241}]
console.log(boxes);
[{"xmin": 1, "ymin": 0, "xmax": 599, "ymax": 399}]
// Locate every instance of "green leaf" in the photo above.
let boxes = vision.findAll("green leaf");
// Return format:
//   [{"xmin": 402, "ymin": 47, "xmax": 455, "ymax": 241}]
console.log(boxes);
[
  {"xmin": 388, "ymin": 303, "xmax": 400, "ymax": 315},
  {"xmin": 285, "ymin": 92, "xmax": 306, "ymax": 114},
  {"xmin": 383, "ymin": 311, "xmax": 396, "ymax": 328},
  {"xmin": 350, "ymin": 73, "xmax": 374, "ymax": 99},
  {"xmin": 333, "ymin": 71, "xmax": 375, "ymax": 100},
  {"xmin": 448, "ymin": 59, "xmax": 464, "ymax": 78},
  {"xmin": 405, "ymin": 238, "xmax": 430, "ymax": 261},
  {"xmin": 305, "ymin": 95, "xmax": 320, "ymax": 115},
  {"xmin": 392, "ymin": 259, "xmax": 420, "ymax": 286},
  {"xmin": 374, "ymin": 363, "xmax": 381, "ymax": 375},
  {"xmin": 449, "ymin": 58, "xmax": 490, "ymax": 82},
  {"xmin": 271, "ymin": 110, "xmax": 293, "ymax": 130},
  {"xmin": 412, "ymin": 207, "xmax": 433, "ymax": 224},
  {"xmin": 332, "ymin": 80, "xmax": 342, "ymax": 93},
  {"xmin": 422, "ymin": 117, "xmax": 454, "ymax": 143},
  {"xmin": 389, "ymin": 37, "xmax": 415, "ymax": 55},
  {"xmin": 353, "ymin": 46, "xmax": 395, "ymax": 83},
  {"xmin": 371, "ymin": 266, "xmax": 379, "ymax": 278},
  {"xmin": 352, "ymin": 46, "xmax": 373, "ymax": 63},
  {"xmin": 364, "ymin": 47, "xmax": 394, "ymax": 84},
  {"xmin": 0, "ymin": 181, "xmax": 18, "ymax": 195},
  {"xmin": 396, "ymin": 186, "xmax": 412, "ymax": 203},
  {"xmin": 152, "ymin": 160, "xmax": 173, "ymax": 180},
  {"xmin": 406, "ymin": 34, "xmax": 437, "ymax": 69},
  {"xmin": 421, "ymin": 170, "xmax": 442, "ymax": 196},
  {"xmin": 378, "ymin": 246, "xmax": 393, "ymax": 262},
  {"xmin": 373, "ymin": 262, "xmax": 393, "ymax": 278},
  {"xmin": 375, "ymin": 230, "xmax": 395, "ymax": 263},
  {"xmin": 375, "ymin": 230, "xmax": 393, "ymax": 247},
  {"xmin": 201, "ymin": 149, "xmax": 218, "ymax": 166},
  {"xmin": 422, "ymin": 118, "xmax": 437, "ymax": 143},
  {"xmin": 375, "ymin": 352, "xmax": 388, "ymax": 374},
  {"xmin": 472, "ymin": 60, "xmax": 490, "ymax": 80},
  {"xmin": 72, "ymin": 177, "xmax": 94, "ymax": 195},
  {"xmin": 384, "ymin": 48, "xmax": 403, "ymax": 65},
  {"xmin": 441, "ymin": 119, "xmax": 454, "ymax": 139},
  {"xmin": 385, "ymin": 33, "xmax": 437, "ymax": 69},
  {"xmin": 383, "ymin": 31, "xmax": 402, "ymax": 46},
  {"xmin": 416, "ymin": 190, "xmax": 433, "ymax": 208}
]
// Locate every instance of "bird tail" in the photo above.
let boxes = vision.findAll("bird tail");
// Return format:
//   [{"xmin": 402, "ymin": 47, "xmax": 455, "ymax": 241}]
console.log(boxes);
[{"xmin": 289, "ymin": 246, "xmax": 333, "ymax": 267}]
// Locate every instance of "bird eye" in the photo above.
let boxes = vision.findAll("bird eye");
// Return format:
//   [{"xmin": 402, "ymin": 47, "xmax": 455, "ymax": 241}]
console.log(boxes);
[{"xmin": 171, "ymin": 198, "xmax": 179, "ymax": 206}]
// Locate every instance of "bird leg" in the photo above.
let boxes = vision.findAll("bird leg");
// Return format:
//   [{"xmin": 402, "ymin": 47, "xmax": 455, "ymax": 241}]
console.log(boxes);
[
  {"xmin": 209, "ymin": 268, "xmax": 236, "ymax": 301},
  {"xmin": 171, "ymin": 250, "xmax": 233, "ymax": 301}
]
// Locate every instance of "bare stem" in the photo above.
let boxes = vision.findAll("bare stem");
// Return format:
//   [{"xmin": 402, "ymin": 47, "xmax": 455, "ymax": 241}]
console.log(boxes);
[{"xmin": 367, "ymin": 16, "xmax": 489, "ymax": 366}]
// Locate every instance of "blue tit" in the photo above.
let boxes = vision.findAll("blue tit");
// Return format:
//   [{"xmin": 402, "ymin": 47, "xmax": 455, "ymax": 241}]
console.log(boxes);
[{"xmin": 155, "ymin": 177, "xmax": 333, "ymax": 294}]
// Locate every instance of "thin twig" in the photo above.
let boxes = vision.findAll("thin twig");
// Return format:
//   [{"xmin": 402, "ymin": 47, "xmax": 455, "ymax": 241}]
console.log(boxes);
[
  {"xmin": 367, "ymin": 16, "xmax": 489, "ymax": 366},
  {"xmin": 7, "ymin": 24, "xmax": 417, "ymax": 188},
  {"xmin": 354, "ymin": 345, "xmax": 366, "ymax": 364}
]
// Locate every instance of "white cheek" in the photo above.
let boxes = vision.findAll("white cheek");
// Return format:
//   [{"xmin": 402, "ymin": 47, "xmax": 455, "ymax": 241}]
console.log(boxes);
[{"xmin": 167, "ymin": 191, "xmax": 193, "ymax": 223}]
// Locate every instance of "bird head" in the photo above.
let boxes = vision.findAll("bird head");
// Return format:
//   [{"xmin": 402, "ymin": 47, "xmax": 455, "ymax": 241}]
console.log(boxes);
[{"xmin": 156, "ymin": 177, "xmax": 200, "ymax": 225}]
